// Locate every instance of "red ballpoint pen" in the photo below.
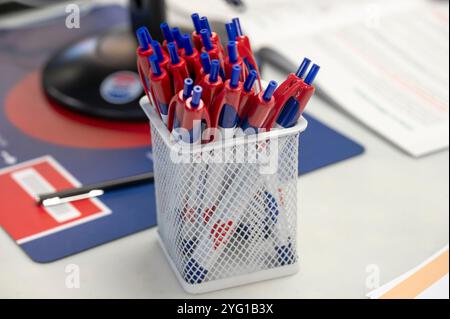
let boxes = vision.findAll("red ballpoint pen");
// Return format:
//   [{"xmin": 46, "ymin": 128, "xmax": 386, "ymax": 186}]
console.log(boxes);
[
  {"xmin": 200, "ymin": 29, "xmax": 225, "ymax": 75},
  {"xmin": 181, "ymin": 34, "xmax": 203, "ymax": 81},
  {"xmin": 224, "ymin": 41, "xmax": 246, "ymax": 80},
  {"xmin": 197, "ymin": 59, "xmax": 223, "ymax": 109},
  {"xmin": 149, "ymin": 55, "xmax": 173, "ymax": 125},
  {"xmin": 210, "ymin": 65, "xmax": 243, "ymax": 140},
  {"xmin": 270, "ymin": 63, "xmax": 320, "ymax": 128},
  {"xmin": 167, "ymin": 42, "xmax": 190, "ymax": 95},
  {"xmin": 172, "ymin": 85, "xmax": 211, "ymax": 145},
  {"xmin": 135, "ymin": 27, "xmax": 154, "ymax": 99},
  {"xmin": 199, "ymin": 16, "xmax": 225, "ymax": 57},
  {"xmin": 238, "ymin": 69, "xmax": 258, "ymax": 123},
  {"xmin": 171, "ymin": 27, "xmax": 186, "ymax": 56},
  {"xmin": 160, "ymin": 22, "xmax": 175, "ymax": 52},
  {"xmin": 196, "ymin": 52, "xmax": 212, "ymax": 84},
  {"xmin": 191, "ymin": 13, "xmax": 204, "ymax": 52},
  {"xmin": 231, "ymin": 18, "xmax": 261, "ymax": 89},
  {"xmin": 151, "ymin": 40, "xmax": 170, "ymax": 72},
  {"xmin": 241, "ymin": 80, "xmax": 277, "ymax": 134},
  {"xmin": 264, "ymin": 58, "xmax": 316, "ymax": 129},
  {"xmin": 167, "ymin": 78, "xmax": 194, "ymax": 131}
]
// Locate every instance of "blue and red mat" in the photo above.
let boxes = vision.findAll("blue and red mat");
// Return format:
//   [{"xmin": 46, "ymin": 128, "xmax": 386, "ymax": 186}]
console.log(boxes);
[{"xmin": 0, "ymin": 5, "xmax": 364, "ymax": 263}]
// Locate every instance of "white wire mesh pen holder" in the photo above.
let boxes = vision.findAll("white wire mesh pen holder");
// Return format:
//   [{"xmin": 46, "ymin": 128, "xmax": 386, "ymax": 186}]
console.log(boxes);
[{"xmin": 140, "ymin": 96, "xmax": 307, "ymax": 294}]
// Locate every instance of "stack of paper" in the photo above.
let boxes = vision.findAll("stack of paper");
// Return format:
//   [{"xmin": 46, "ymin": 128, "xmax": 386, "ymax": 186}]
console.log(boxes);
[
  {"xmin": 169, "ymin": 0, "xmax": 449, "ymax": 157},
  {"xmin": 367, "ymin": 246, "xmax": 449, "ymax": 299}
]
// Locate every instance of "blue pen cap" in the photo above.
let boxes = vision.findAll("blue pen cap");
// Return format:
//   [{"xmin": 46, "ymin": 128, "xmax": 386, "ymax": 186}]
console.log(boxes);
[
  {"xmin": 304, "ymin": 64, "xmax": 320, "ymax": 85},
  {"xmin": 172, "ymin": 27, "xmax": 184, "ymax": 48},
  {"xmin": 225, "ymin": 22, "xmax": 236, "ymax": 41},
  {"xmin": 151, "ymin": 40, "xmax": 164, "ymax": 62},
  {"xmin": 227, "ymin": 41, "xmax": 238, "ymax": 63},
  {"xmin": 200, "ymin": 29, "xmax": 213, "ymax": 51},
  {"xmin": 295, "ymin": 57, "xmax": 311, "ymax": 79},
  {"xmin": 191, "ymin": 85, "xmax": 203, "ymax": 107},
  {"xmin": 263, "ymin": 80, "xmax": 277, "ymax": 101},
  {"xmin": 182, "ymin": 34, "xmax": 194, "ymax": 56},
  {"xmin": 209, "ymin": 59, "xmax": 220, "ymax": 83},
  {"xmin": 243, "ymin": 70, "xmax": 258, "ymax": 92},
  {"xmin": 183, "ymin": 78, "xmax": 194, "ymax": 99},
  {"xmin": 167, "ymin": 42, "xmax": 180, "ymax": 64},
  {"xmin": 136, "ymin": 26, "xmax": 151, "ymax": 50},
  {"xmin": 230, "ymin": 65, "xmax": 241, "ymax": 88},
  {"xmin": 149, "ymin": 55, "xmax": 161, "ymax": 76},
  {"xmin": 160, "ymin": 22, "xmax": 174, "ymax": 42},
  {"xmin": 191, "ymin": 13, "xmax": 202, "ymax": 34},
  {"xmin": 232, "ymin": 17, "xmax": 243, "ymax": 36},
  {"xmin": 200, "ymin": 53, "xmax": 211, "ymax": 74},
  {"xmin": 200, "ymin": 16, "xmax": 212, "ymax": 33}
]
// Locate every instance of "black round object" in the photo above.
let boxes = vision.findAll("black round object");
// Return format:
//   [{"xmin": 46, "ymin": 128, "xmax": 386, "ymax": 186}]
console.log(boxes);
[{"xmin": 42, "ymin": 28, "xmax": 147, "ymax": 121}]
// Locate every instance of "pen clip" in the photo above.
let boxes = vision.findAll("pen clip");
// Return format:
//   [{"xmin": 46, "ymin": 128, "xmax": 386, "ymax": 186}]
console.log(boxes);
[{"xmin": 265, "ymin": 76, "xmax": 303, "ymax": 129}]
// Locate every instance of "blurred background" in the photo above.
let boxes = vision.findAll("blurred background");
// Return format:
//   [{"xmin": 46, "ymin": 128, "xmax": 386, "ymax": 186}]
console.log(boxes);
[{"xmin": 0, "ymin": 0, "xmax": 448, "ymax": 299}]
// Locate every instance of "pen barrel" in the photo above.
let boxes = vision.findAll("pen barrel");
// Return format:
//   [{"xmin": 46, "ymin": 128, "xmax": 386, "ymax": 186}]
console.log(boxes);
[
  {"xmin": 136, "ymin": 47, "xmax": 153, "ymax": 78},
  {"xmin": 237, "ymin": 89, "xmax": 255, "ymax": 122},
  {"xmin": 224, "ymin": 58, "xmax": 246, "ymax": 81},
  {"xmin": 210, "ymin": 81, "xmax": 243, "ymax": 130},
  {"xmin": 136, "ymin": 47, "xmax": 157, "ymax": 108},
  {"xmin": 296, "ymin": 84, "xmax": 315, "ymax": 116},
  {"xmin": 198, "ymin": 75, "xmax": 223, "ymax": 109},
  {"xmin": 191, "ymin": 31, "xmax": 204, "ymax": 52},
  {"xmin": 172, "ymin": 98, "xmax": 209, "ymax": 144},
  {"xmin": 167, "ymin": 59, "xmax": 190, "ymax": 94},
  {"xmin": 161, "ymin": 39, "xmax": 171, "ymax": 53},
  {"xmin": 265, "ymin": 74, "xmax": 304, "ymax": 128},
  {"xmin": 156, "ymin": 54, "xmax": 170, "ymax": 74},
  {"xmin": 183, "ymin": 50, "xmax": 203, "ymax": 81},
  {"xmin": 167, "ymin": 91, "xmax": 185, "ymax": 131},
  {"xmin": 202, "ymin": 47, "xmax": 225, "ymax": 74},
  {"xmin": 242, "ymin": 93, "xmax": 275, "ymax": 133},
  {"xmin": 272, "ymin": 82, "xmax": 315, "ymax": 129},
  {"xmin": 210, "ymin": 32, "xmax": 225, "ymax": 57},
  {"xmin": 150, "ymin": 71, "xmax": 173, "ymax": 125},
  {"xmin": 236, "ymin": 35, "xmax": 260, "ymax": 83}
]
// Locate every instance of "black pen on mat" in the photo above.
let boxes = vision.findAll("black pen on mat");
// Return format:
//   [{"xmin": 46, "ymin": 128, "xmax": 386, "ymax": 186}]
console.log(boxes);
[{"xmin": 37, "ymin": 172, "xmax": 154, "ymax": 207}]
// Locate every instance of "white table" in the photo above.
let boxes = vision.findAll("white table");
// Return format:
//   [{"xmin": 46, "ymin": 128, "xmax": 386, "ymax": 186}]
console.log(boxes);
[{"xmin": 0, "ymin": 46, "xmax": 448, "ymax": 299}]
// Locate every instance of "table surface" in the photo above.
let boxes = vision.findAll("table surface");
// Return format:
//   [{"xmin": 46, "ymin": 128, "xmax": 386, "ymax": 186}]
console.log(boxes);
[{"xmin": 0, "ymin": 43, "xmax": 448, "ymax": 299}]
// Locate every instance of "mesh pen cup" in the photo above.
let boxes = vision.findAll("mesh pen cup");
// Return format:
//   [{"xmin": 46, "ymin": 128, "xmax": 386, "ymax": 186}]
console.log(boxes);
[{"xmin": 140, "ymin": 96, "xmax": 307, "ymax": 294}]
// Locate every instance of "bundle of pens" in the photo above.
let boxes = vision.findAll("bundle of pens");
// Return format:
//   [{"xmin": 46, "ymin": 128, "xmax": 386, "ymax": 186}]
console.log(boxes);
[
  {"xmin": 136, "ymin": 14, "xmax": 319, "ymax": 144},
  {"xmin": 136, "ymin": 14, "xmax": 319, "ymax": 294}
]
